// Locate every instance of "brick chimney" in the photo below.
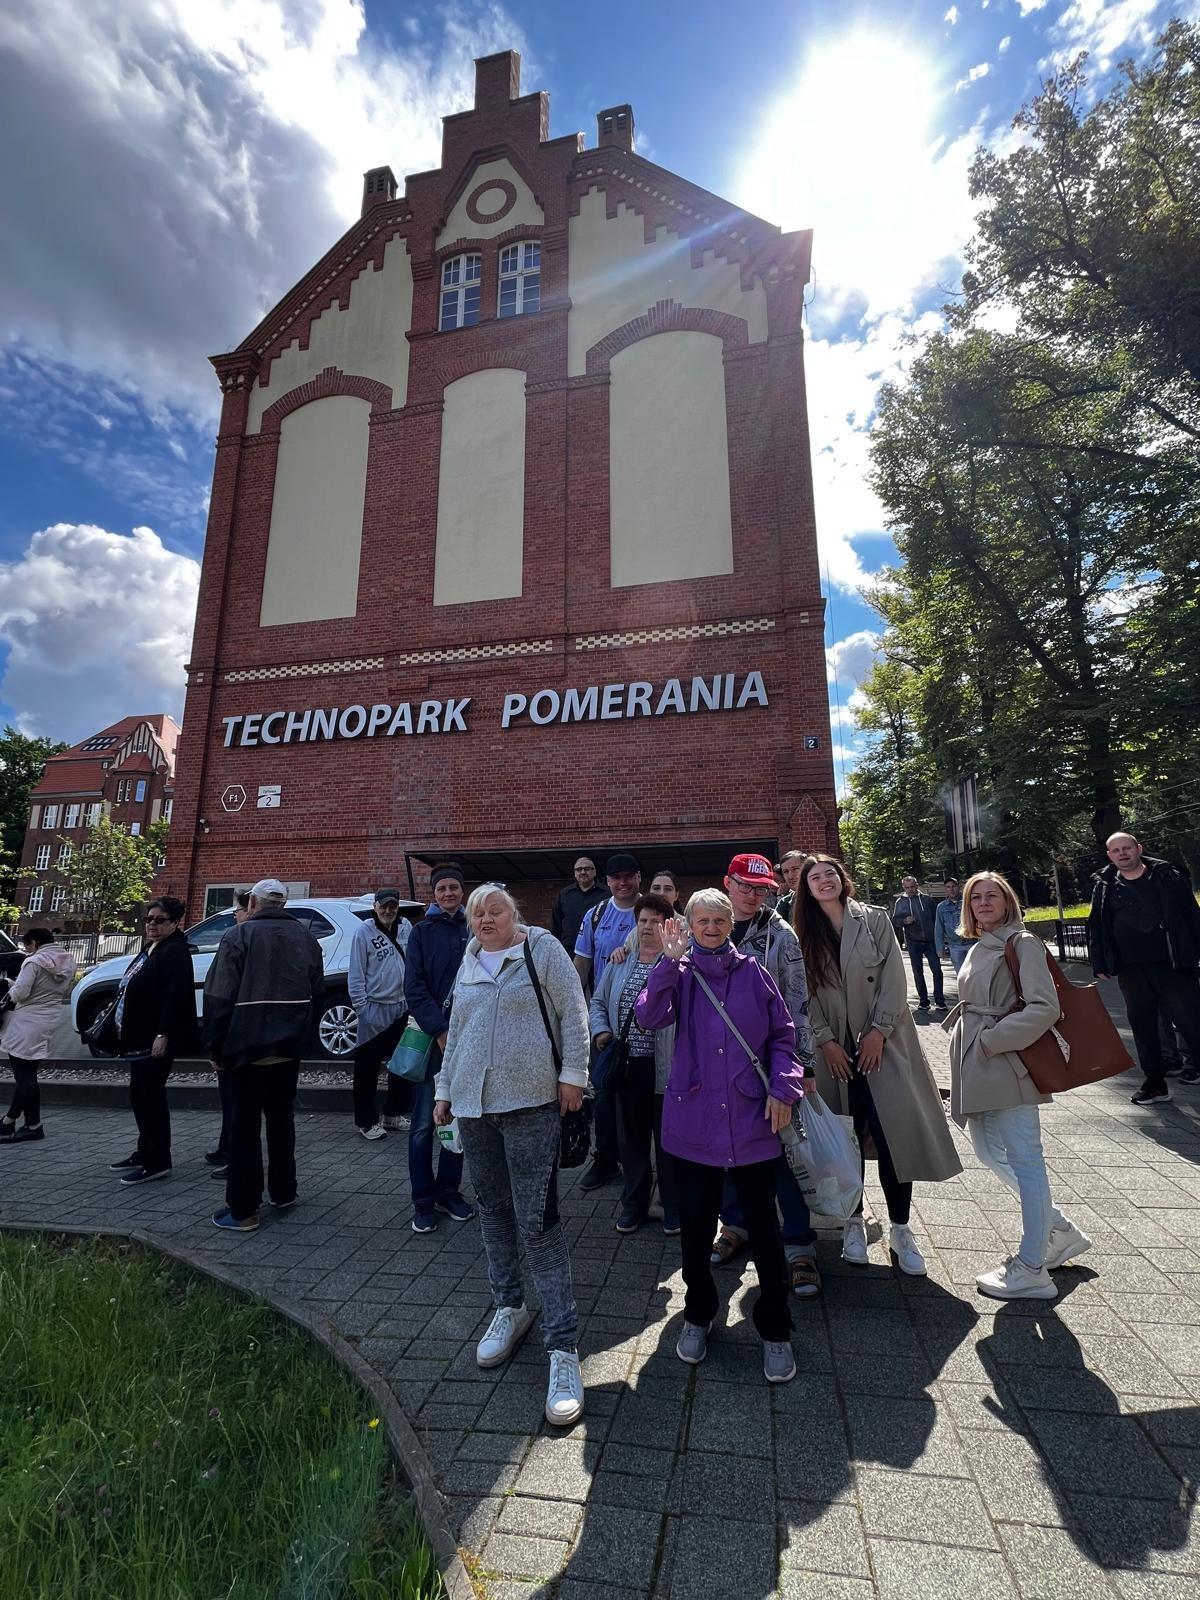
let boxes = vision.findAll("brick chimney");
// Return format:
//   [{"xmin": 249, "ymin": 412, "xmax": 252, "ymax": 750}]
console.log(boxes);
[
  {"xmin": 361, "ymin": 165, "xmax": 397, "ymax": 217},
  {"xmin": 475, "ymin": 50, "xmax": 521, "ymax": 108},
  {"xmin": 596, "ymin": 104, "xmax": 635, "ymax": 153}
]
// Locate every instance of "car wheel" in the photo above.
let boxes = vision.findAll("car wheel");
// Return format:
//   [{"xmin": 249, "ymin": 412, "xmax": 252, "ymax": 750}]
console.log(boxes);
[
  {"xmin": 317, "ymin": 992, "xmax": 358, "ymax": 1059},
  {"xmin": 78, "ymin": 991, "xmax": 119, "ymax": 1059}
]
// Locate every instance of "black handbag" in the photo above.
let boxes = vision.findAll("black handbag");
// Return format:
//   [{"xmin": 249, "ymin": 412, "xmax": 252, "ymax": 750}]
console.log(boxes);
[
  {"xmin": 82, "ymin": 996, "xmax": 120, "ymax": 1056},
  {"xmin": 593, "ymin": 1002, "xmax": 637, "ymax": 1096},
  {"xmin": 522, "ymin": 937, "xmax": 593, "ymax": 1169}
]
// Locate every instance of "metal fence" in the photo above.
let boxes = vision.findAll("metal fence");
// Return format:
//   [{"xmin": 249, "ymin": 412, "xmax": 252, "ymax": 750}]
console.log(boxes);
[
  {"xmin": 59, "ymin": 933, "xmax": 141, "ymax": 970},
  {"xmin": 1028, "ymin": 919, "xmax": 1090, "ymax": 963}
]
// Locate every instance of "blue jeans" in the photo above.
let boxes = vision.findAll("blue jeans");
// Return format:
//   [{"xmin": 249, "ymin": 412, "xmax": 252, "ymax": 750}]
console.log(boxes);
[
  {"xmin": 457, "ymin": 1102, "xmax": 578, "ymax": 1352},
  {"xmin": 948, "ymin": 942, "xmax": 973, "ymax": 974},
  {"xmin": 906, "ymin": 938, "xmax": 945, "ymax": 1006},
  {"xmin": 721, "ymin": 1152, "xmax": 817, "ymax": 1257},
  {"xmin": 968, "ymin": 1105, "xmax": 1067, "ymax": 1270},
  {"xmin": 407, "ymin": 1070, "xmax": 465, "ymax": 1209}
]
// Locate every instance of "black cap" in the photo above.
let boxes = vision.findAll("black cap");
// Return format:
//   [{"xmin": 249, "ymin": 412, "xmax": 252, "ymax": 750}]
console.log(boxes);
[
  {"xmin": 374, "ymin": 888, "xmax": 401, "ymax": 904},
  {"xmin": 430, "ymin": 864, "xmax": 466, "ymax": 890},
  {"xmin": 606, "ymin": 852, "xmax": 640, "ymax": 875}
]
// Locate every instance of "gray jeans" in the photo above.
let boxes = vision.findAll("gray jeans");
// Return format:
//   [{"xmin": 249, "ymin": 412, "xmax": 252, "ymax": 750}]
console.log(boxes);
[{"xmin": 457, "ymin": 1102, "xmax": 578, "ymax": 1353}]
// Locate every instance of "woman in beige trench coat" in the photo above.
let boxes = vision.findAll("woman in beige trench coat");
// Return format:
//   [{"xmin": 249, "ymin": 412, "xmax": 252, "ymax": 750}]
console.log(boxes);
[
  {"xmin": 944, "ymin": 871, "xmax": 1091, "ymax": 1302},
  {"xmin": 794, "ymin": 856, "xmax": 961, "ymax": 1275}
]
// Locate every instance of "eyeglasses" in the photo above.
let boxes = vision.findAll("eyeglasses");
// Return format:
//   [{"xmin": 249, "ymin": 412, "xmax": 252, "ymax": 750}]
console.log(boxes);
[
  {"xmin": 144, "ymin": 915, "xmax": 171, "ymax": 925},
  {"xmin": 729, "ymin": 877, "xmax": 770, "ymax": 897}
]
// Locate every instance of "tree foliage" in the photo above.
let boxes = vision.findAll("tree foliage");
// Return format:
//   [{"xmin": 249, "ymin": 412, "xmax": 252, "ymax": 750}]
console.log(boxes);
[
  {"xmin": 0, "ymin": 727, "xmax": 67, "ymax": 893},
  {"xmin": 848, "ymin": 25, "xmax": 1200, "ymax": 889},
  {"xmin": 59, "ymin": 818, "xmax": 170, "ymax": 936}
]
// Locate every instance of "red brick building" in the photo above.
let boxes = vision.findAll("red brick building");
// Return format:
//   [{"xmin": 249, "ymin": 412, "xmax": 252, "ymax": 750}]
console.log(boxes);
[
  {"xmin": 19, "ymin": 715, "xmax": 179, "ymax": 930},
  {"xmin": 167, "ymin": 51, "xmax": 835, "ymax": 921}
]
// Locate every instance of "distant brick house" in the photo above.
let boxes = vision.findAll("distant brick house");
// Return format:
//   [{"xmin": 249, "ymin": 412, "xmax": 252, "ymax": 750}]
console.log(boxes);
[{"xmin": 17, "ymin": 715, "xmax": 179, "ymax": 932}]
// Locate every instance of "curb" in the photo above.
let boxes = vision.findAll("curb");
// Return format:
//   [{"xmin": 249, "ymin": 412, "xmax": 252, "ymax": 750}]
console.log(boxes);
[{"xmin": 0, "ymin": 1219, "xmax": 477, "ymax": 1600}]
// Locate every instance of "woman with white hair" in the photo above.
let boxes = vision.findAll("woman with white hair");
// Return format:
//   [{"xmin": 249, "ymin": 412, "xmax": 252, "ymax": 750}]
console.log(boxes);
[
  {"xmin": 635, "ymin": 888, "xmax": 803, "ymax": 1383},
  {"xmin": 434, "ymin": 884, "xmax": 590, "ymax": 1426}
]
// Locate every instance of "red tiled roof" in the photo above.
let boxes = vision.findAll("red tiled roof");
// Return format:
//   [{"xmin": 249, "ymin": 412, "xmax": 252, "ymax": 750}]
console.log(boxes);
[{"xmin": 32, "ymin": 762, "xmax": 108, "ymax": 797}]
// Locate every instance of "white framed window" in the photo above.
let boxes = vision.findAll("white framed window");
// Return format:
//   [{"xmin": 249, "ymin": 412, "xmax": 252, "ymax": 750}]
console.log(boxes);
[
  {"xmin": 498, "ymin": 240, "xmax": 540, "ymax": 318},
  {"xmin": 439, "ymin": 253, "xmax": 481, "ymax": 331},
  {"xmin": 115, "ymin": 779, "xmax": 130, "ymax": 804},
  {"xmin": 135, "ymin": 779, "xmax": 147, "ymax": 803},
  {"xmin": 43, "ymin": 805, "xmax": 59, "ymax": 829},
  {"xmin": 28, "ymin": 886, "xmax": 44, "ymax": 913},
  {"xmin": 86, "ymin": 802, "xmax": 102, "ymax": 826},
  {"xmin": 57, "ymin": 843, "xmax": 73, "ymax": 868},
  {"xmin": 51, "ymin": 886, "xmax": 67, "ymax": 912},
  {"xmin": 34, "ymin": 844, "xmax": 50, "ymax": 870},
  {"xmin": 130, "ymin": 822, "xmax": 141, "ymax": 836},
  {"xmin": 161, "ymin": 798, "xmax": 173, "ymax": 823},
  {"xmin": 65, "ymin": 803, "xmax": 81, "ymax": 829}
]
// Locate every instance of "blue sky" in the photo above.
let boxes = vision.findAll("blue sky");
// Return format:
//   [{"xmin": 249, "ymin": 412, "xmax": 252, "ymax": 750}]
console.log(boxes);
[{"xmin": 0, "ymin": 0, "xmax": 1193, "ymax": 773}]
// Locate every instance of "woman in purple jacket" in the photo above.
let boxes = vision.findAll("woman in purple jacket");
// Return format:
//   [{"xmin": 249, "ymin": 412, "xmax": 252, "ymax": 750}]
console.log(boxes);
[{"xmin": 636, "ymin": 888, "xmax": 804, "ymax": 1383}]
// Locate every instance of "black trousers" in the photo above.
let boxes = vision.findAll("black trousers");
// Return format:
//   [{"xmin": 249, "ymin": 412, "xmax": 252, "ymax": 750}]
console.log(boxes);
[
  {"xmin": 226, "ymin": 1061, "xmax": 300, "ymax": 1219},
  {"xmin": 674, "ymin": 1155, "xmax": 792, "ymax": 1340},
  {"xmin": 847, "ymin": 1071, "xmax": 912, "ymax": 1226},
  {"xmin": 5, "ymin": 1056, "xmax": 40, "ymax": 1125},
  {"xmin": 590, "ymin": 1041, "xmax": 620, "ymax": 1167},
  {"xmin": 352, "ymin": 1015, "xmax": 410, "ymax": 1128},
  {"xmin": 905, "ymin": 938, "xmax": 945, "ymax": 1007},
  {"xmin": 616, "ymin": 1057, "xmax": 677, "ymax": 1216},
  {"xmin": 127, "ymin": 1056, "xmax": 172, "ymax": 1173},
  {"xmin": 215, "ymin": 1067, "xmax": 235, "ymax": 1156},
  {"xmin": 1119, "ymin": 966, "xmax": 1200, "ymax": 1088}
]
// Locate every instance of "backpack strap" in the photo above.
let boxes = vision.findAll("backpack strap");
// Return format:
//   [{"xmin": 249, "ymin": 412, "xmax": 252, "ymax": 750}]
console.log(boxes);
[
  {"xmin": 689, "ymin": 966, "xmax": 771, "ymax": 1096},
  {"xmin": 522, "ymin": 933, "xmax": 563, "ymax": 1077},
  {"xmin": 590, "ymin": 896, "xmax": 610, "ymax": 937}
]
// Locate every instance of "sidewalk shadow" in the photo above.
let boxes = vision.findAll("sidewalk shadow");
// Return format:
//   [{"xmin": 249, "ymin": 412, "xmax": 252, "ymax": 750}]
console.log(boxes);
[{"xmin": 979, "ymin": 1291, "xmax": 1198, "ymax": 1571}]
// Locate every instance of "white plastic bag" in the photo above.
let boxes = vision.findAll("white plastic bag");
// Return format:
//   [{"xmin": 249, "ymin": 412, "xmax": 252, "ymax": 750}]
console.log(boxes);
[
  {"xmin": 436, "ymin": 1117, "xmax": 464, "ymax": 1155},
  {"xmin": 780, "ymin": 1092, "xmax": 862, "ymax": 1222}
]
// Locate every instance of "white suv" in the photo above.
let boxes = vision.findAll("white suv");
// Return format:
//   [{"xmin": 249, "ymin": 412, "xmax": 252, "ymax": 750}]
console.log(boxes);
[{"xmin": 70, "ymin": 896, "xmax": 424, "ymax": 1061}]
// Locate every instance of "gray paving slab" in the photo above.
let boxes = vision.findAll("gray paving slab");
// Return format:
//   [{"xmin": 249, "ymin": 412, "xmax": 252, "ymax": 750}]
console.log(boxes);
[{"xmin": 5, "ymin": 965, "xmax": 1200, "ymax": 1599}]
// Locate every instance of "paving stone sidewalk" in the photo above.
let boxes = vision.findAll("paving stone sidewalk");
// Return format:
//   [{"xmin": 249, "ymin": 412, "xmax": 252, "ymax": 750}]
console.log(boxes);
[{"xmin": 3, "ymin": 973, "xmax": 1200, "ymax": 1599}]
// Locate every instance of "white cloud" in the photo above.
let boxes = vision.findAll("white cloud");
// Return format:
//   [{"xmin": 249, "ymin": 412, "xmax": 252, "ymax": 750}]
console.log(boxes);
[
  {"xmin": 998, "ymin": 35, "xmax": 1012, "ymax": 52},
  {"xmin": 1047, "ymin": 0, "xmax": 1172, "ymax": 72},
  {"xmin": 0, "ymin": 0, "xmax": 524, "ymax": 421},
  {"xmin": 826, "ymin": 631, "xmax": 881, "ymax": 686},
  {"xmin": 1017, "ymin": 0, "xmax": 1050, "ymax": 13},
  {"xmin": 944, "ymin": 6, "xmax": 959, "ymax": 23},
  {"xmin": 955, "ymin": 62, "xmax": 991, "ymax": 91},
  {"xmin": 0, "ymin": 523, "xmax": 200, "ymax": 739}
]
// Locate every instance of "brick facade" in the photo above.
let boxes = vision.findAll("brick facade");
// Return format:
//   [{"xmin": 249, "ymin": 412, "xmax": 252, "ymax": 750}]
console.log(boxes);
[{"xmin": 166, "ymin": 51, "xmax": 836, "ymax": 918}]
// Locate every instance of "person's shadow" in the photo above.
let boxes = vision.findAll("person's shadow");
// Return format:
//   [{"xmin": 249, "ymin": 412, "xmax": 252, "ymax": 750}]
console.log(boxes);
[{"xmin": 979, "ymin": 1290, "xmax": 1198, "ymax": 1570}]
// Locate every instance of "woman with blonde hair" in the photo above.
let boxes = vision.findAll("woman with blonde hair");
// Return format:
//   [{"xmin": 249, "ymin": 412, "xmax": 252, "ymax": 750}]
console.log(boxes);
[
  {"xmin": 946, "ymin": 871, "xmax": 1091, "ymax": 1300},
  {"xmin": 794, "ymin": 856, "xmax": 961, "ymax": 1274},
  {"xmin": 434, "ymin": 884, "xmax": 590, "ymax": 1425}
]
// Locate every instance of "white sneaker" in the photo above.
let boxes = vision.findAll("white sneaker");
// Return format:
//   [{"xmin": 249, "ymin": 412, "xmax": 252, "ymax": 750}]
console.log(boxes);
[
  {"xmin": 381, "ymin": 1114, "xmax": 410, "ymax": 1131},
  {"xmin": 976, "ymin": 1256, "xmax": 1058, "ymax": 1301},
  {"xmin": 545, "ymin": 1350, "xmax": 585, "ymax": 1426},
  {"xmin": 889, "ymin": 1223, "xmax": 927, "ymax": 1277},
  {"xmin": 676, "ymin": 1319, "xmax": 711, "ymax": 1365},
  {"xmin": 1044, "ymin": 1220, "xmax": 1093, "ymax": 1271},
  {"xmin": 842, "ymin": 1217, "xmax": 869, "ymax": 1265},
  {"xmin": 476, "ymin": 1304, "xmax": 534, "ymax": 1368},
  {"xmin": 359, "ymin": 1123, "xmax": 387, "ymax": 1141}
]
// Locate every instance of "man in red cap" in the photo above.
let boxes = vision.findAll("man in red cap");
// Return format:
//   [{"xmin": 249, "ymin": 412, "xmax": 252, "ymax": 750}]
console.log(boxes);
[{"xmin": 711, "ymin": 852, "xmax": 822, "ymax": 1297}]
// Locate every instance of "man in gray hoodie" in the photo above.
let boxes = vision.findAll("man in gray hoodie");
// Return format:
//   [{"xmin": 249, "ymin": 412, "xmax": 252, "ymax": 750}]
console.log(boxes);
[{"xmin": 347, "ymin": 889, "xmax": 411, "ymax": 1140}]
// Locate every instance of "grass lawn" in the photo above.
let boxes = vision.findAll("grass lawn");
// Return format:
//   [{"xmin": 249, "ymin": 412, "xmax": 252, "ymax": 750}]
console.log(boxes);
[
  {"xmin": 1023, "ymin": 903, "xmax": 1092, "ymax": 923},
  {"xmin": 0, "ymin": 1234, "xmax": 444, "ymax": 1600}
]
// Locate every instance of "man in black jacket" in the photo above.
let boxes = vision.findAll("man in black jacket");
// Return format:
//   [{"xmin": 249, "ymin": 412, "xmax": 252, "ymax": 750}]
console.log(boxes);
[
  {"xmin": 204, "ymin": 879, "xmax": 324, "ymax": 1229},
  {"xmin": 550, "ymin": 857, "xmax": 606, "ymax": 953},
  {"xmin": 1088, "ymin": 833, "xmax": 1200, "ymax": 1104}
]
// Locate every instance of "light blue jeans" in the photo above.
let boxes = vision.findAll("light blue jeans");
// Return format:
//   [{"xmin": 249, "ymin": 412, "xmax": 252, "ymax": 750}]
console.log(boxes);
[{"xmin": 968, "ymin": 1105, "xmax": 1066, "ymax": 1270}]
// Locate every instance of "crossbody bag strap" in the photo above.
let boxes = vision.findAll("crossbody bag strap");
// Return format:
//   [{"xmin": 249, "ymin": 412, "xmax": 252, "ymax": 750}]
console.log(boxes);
[
  {"xmin": 1002, "ymin": 935, "xmax": 1025, "ymax": 1006},
  {"xmin": 522, "ymin": 934, "xmax": 563, "ymax": 1077},
  {"xmin": 689, "ymin": 966, "xmax": 771, "ymax": 1096}
]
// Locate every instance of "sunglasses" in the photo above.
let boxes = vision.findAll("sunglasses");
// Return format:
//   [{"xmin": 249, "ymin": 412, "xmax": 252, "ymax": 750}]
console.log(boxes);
[{"xmin": 144, "ymin": 915, "xmax": 172, "ymax": 925}]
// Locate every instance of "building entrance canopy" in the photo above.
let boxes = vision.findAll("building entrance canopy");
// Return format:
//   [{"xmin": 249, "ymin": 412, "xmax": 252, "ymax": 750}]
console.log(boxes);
[{"xmin": 403, "ymin": 839, "xmax": 779, "ymax": 898}]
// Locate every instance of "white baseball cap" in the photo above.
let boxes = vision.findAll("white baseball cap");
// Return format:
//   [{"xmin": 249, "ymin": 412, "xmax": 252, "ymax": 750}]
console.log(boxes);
[{"xmin": 250, "ymin": 878, "xmax": 288, "ymax": 901}]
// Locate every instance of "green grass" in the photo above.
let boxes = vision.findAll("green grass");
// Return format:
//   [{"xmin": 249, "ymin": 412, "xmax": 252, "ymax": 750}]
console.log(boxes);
[
  {"xmin": 1022, "ymin": 903, "xmax": 1092, "ymax": 923},
  {"xmin": 0, "ymin": 1234, "xmax": 444, "ymax": 1600}
]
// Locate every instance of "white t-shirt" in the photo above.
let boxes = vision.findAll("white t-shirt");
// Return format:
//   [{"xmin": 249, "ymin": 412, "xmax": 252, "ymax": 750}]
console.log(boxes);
[{"xmin": 478, "ymin": 942, "xmax": 525, "ymax": 977}]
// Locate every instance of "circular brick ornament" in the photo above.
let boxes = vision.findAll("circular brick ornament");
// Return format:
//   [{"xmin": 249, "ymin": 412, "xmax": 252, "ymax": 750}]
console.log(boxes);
[{"xmin": 465, "ymin": 178, "xmax": 517, "ymax": 224}]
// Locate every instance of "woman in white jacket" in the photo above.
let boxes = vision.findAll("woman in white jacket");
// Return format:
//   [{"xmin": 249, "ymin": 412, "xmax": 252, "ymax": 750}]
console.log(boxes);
[{"xmin": 1, "ymin": 929, "xmax": 76, "ymax": 1145}]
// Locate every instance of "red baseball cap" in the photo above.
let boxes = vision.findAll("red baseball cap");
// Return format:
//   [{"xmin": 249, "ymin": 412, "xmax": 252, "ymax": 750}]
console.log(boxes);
[{"xmin": 726, "ymin": 853, "xmax": 778, "ymax": 888}]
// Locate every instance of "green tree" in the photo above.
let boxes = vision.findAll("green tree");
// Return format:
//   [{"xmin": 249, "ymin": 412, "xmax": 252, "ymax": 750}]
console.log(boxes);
[
  {"xmin": 0, "ymin": 727, "xmax": 67, "ymax": 894},
  {"xmin": 59, "ymin": 818, "xmax": 170, "ymax": 938}
]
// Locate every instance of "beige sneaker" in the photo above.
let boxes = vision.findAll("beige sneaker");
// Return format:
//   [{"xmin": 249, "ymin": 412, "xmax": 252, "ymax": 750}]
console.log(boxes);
[
  {"xmin": 1044, "ymin": 1221, "xmax": 1092, "ymax": 1270},
  {"xmin": 977, "ymin": 1256, "xmax": 1058, "ymax": 1301}
]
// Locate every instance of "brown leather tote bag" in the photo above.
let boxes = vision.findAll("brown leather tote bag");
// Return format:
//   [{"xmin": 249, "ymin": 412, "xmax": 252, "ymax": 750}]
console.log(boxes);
[{"xmin": 1003, "ymin": 938, "xmax": 1133, "ymax": 1093}]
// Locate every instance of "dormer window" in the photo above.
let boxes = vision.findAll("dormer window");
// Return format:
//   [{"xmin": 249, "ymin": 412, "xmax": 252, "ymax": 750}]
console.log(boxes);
[
  {"xmin": 440, "ymin": 253, "xmax": 481, "ymax": 331},
  {"xmin": 498, "ymin": 241, "xmax": 540, "ymax": 317}
]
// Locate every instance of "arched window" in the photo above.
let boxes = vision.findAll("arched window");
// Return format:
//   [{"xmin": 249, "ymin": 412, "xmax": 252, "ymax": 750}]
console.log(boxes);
[
  {"xmin": 440, "ymin": 253, "xmax": 482, "ymax": 331},
  {"xmin": 498, "ymin": 241, "xmax": 540, "ymax": 317}
]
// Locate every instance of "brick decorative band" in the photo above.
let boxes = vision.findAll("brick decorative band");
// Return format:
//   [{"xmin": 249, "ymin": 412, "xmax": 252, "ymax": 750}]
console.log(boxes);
[
  {"xmin": 218, "ymin": 639, "xmax": 555, "ymax": 684},
  {"xmin": 576, "ymin": 618, "xmax": 777, "ymax": 651}
]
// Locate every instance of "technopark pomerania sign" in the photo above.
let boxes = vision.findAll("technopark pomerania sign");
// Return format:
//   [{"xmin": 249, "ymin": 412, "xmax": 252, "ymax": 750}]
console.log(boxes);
[{"xmin": 220, "ymin": 671, "xmax": 770, "ymax": 748}]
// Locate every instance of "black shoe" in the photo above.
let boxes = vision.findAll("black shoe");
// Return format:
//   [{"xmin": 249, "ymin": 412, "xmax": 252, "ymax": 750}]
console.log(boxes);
[
  {"xmin": 662, "ymin": 1213, "xmax": 681, "ymax": 1236},
  {"xmin": 1131, "ymin": 1082, "xmax": 1171, "ymax": 1105},
  {"xmin": 0, "ymin": 1122, "xmax": 15, "ymax": 1143},
  {"xmin": 915, "ymin": 1002, "xmax": 929, "ymax": 1011},
  {"xmin": 204, "ymin": 1149, "xmax": 229, "ymax": 1167},
  {"xmin": 615, "ymin": 1206, "xmax": 645, "ymax": 1235},
  {"xmin": 120, "ymin": 1166, "xmax": 171, "ymax": 1185},
  {"xmin": 271, "ymin": 1195, "xmax": 299, "ymax": 1212},
  {"xmin": 580, "ymin": 1158, "xmax": 620, "ymax": 1192},
  {"xmin": 1180, "ymin": 1068, "xmax": 1200, "ymax": 1086},
  {"xmin": 110, "ymin": 1153, "xmax": 142, "ymax": 1171},
  {"xmin": 10, "ymin": 1125, "xmax": 45, "ymax": 1144},
  {"xmin": 210, "ymin": 1164, "xmax": 229, "ymax": 1179}
]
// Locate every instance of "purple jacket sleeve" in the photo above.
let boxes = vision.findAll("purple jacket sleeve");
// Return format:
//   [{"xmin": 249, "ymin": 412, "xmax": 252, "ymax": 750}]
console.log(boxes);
[
  {"xmin": 759, "ymin": 967, "xmax": 803, "ymax": 1103},
  {"xmin": 635, "ymin": 957, "xmax": 681, "ymax": 1029}
]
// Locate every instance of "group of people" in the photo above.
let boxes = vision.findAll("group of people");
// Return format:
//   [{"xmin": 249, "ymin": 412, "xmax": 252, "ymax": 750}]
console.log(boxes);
[{"xmin": 3, "ymin": 828, "xmax": 1197, "ymax": 1431}]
